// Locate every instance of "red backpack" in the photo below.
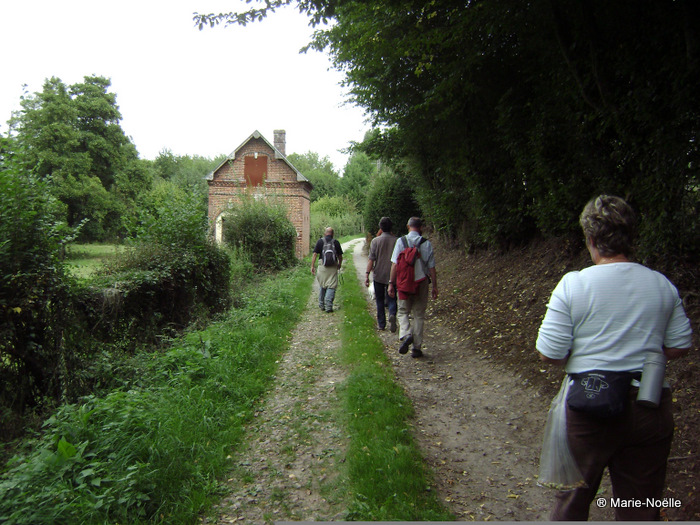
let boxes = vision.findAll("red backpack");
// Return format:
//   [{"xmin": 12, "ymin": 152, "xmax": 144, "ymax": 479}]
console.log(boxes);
[{"xmin": 395, "ymin": 236, "xmax": 427, "ymax": 299}]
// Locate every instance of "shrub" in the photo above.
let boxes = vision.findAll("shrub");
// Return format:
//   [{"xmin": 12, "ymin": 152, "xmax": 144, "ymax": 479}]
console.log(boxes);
[
  {"xmin": 0, "ymin": 265, "xmax": 312, "ymax": 524},
  {"xmin": 310, "ymin": 195, "xmax": 363, "ymax": 242},
  {"xmin": 0, "ymin": 163, "xmax": 76, "ymax": 432},
  {"xmin": 221, "ymin": 196, "xmax": 297, "ymax": 271},
  {"xmin": 362, "ymin": 168, "xmax": 421, "ymax": 236},
  {"xmin": 0, "ymin": 167, "xmax": 231, "ymax": 443},
  {"xmin": 94, "ymin": 183, "xmax": 232, "ymax": 343},
  {"xmin": 129, "ymin": 178, "xmax": 209, "ymax": 251}
]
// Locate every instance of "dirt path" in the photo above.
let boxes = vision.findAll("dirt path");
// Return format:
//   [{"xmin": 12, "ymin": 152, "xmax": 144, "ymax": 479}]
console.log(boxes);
[
  {"xmin": 354, "ymin": 241, "xmax": 617, "ymax": 521},
  {"xmin": 203, "ymin": 238, "xmax": 615, "ymax": 522},
  {"xmin": 201, "ymin": 249, "xmax": 352, "ymax": 523},
  {"xmin": 352, "ymin": 242, "xmax": 551, "ymax": 521}
]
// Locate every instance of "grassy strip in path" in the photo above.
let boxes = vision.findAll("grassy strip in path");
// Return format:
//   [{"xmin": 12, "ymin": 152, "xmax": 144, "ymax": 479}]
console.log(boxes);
[
  {"xmin": 0, "ymin": 265, "xmax": 312, "ymax": 524},
  {"xmin": 337, "ymin": 250, "xmax": 454, "ymax": 521}
]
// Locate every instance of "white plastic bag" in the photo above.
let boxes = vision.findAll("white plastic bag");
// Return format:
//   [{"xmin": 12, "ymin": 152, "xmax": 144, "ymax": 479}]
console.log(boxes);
[{"xmin": 537, "ymin": 377, "xmax": 587, "ymax": 491}]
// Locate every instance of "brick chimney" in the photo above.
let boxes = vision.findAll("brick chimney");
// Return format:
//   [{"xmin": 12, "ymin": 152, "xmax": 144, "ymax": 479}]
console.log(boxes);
[{"xmin": 273, "ymin": 129, "xmax": 286, "ymax": 156}]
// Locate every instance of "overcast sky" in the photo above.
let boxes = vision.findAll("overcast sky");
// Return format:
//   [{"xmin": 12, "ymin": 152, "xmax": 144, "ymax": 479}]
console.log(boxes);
[{"xmin": 0, "ymin": 0, "xmax": 370, "ymax": 172}]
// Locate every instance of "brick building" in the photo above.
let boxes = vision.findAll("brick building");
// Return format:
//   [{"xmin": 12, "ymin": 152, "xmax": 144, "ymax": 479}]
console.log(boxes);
[{"xmin": 206, "ymin": 130, "xmax": 312, "ymax": 258}]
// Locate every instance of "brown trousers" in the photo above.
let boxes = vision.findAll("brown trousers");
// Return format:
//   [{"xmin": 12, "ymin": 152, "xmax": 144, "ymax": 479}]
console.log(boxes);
[{"xmin": 551, "ymin": 388, "xmax": 674, "ymax": 521}]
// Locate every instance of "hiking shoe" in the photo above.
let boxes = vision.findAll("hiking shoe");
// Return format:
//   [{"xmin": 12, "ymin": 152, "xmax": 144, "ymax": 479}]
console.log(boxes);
[
  {"xmin": 389, "ymin": 314, "xmax": 397, "ymax": 333},
  {"xmin": 399, "ymin": 335, "xmax": 413, "ymax": 354},
  {"xmin": 411, "ymin": 348, "xmax": 423, "ymax": 358}
]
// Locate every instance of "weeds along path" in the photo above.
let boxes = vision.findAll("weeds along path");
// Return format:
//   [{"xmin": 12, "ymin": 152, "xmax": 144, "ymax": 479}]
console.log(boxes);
[{"xmin": 201, "ymin": 241, "xmax": 364, "ymax": 524}]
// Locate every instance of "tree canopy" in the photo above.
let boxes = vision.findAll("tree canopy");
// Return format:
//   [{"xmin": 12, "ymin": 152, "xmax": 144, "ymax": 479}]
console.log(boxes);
[
  {"xmin": 198, "ymin": 0, "xmax": 699, "ymax": 264},
  {"xmin": 340, "ymin": 151, "xmax": 375, "ymax": 211},
  {"xmin": 287, "ymin": 151, "xmax": 340, "ymax": 201},
  {"xmin": 6, "ymin": 77, "xmax": 222, "ymax": 243},
  {"xmin": 9, "ymin": 76, "xmax": 144, "ymax": 241}
]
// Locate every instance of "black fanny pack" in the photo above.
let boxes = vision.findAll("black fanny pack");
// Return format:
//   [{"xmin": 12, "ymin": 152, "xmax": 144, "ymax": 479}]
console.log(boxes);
[{"xmin": 566, "ymin": 370, "xmax": 638, "ymax": 418}]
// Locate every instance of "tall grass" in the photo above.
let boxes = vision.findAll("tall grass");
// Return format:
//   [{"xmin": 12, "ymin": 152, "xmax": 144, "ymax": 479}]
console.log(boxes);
[
  {"xmin": 337, "ymin": 248, "xmax": 453, "ymax": 521},
  {"xmin": 0, "ymin": 265, "xmax": 311, "ymax": 524}
]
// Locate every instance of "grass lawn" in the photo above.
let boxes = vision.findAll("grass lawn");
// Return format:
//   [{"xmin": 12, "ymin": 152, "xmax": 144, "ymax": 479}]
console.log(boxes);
[{"xmin": 64, "ymin": 243, "xmax": 124, "ymax": 278}]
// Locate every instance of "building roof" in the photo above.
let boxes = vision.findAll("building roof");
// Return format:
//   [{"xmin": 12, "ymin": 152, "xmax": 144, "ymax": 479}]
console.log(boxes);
[{"xmin": 205, "ymin": 130, "xmax": 310, "ymax": 183}]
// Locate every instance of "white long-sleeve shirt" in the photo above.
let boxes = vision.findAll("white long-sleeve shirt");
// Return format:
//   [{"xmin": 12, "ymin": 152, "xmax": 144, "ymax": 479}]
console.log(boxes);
[{"xmin": 536, "ymin": 262, "xmax": 692, "ymax": 374}]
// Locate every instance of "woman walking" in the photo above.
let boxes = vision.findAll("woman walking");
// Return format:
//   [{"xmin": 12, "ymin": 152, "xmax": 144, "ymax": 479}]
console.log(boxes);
[{"xmin": 536, "ymin": 195, "xmax": 693, "ymax": 520}]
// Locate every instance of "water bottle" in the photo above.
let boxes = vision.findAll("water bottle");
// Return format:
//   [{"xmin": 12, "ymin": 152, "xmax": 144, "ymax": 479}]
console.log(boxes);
[{"xmin": 636, "ymin": 353, "xmax": 667, "ymax": 408}]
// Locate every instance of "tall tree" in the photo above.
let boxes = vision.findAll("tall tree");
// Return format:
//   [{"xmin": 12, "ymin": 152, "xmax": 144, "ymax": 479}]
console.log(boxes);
[
  {"xmin": 363, "ymin": 163, "xmax": 421, "ymax": 237},
  {"xmin": 287, "ymin": 151, "xmax": 340, "ymax": 201},
  {"xmin": 10, "ymin": 76, "xmax": 149, "ymax": 241},
  {"xmin": 341, "ymin": 151, "xmax": 375, "ymax": 211},
  {"xmin": 198, "ymin": 1, "xmax": 699, "ymax": 261},
  {"xmin": 152, "ymin": 149, "xmax": 218, "ymax": 202},
  {"xmin": 71, "ymin": 76, "xmax": 131, "ymax": 190}
]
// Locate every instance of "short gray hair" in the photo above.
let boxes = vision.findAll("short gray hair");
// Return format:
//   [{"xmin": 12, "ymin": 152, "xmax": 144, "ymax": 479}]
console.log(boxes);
[
  {"xmin": 579, "ymin": 195, "xmax": 637, "ymax": 257},
  {"xmin": 407, "ymin": 217, "xmax": 423, "ymax": 229}
]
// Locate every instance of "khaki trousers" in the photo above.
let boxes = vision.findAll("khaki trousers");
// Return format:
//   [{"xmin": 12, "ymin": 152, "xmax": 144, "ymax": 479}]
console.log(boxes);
[{"xmin": 397, "ymin": 279, "xmax": 429, "ymax": 348}]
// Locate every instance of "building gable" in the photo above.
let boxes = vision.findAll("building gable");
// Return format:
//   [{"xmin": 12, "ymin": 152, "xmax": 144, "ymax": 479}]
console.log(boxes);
[
  {"xmin": 206, "ymin": 130, "xmax": 310, "ymax": 187},
  {"xmin": 206, "ymin": 130, "xmax": 313, "ymax": 258}
]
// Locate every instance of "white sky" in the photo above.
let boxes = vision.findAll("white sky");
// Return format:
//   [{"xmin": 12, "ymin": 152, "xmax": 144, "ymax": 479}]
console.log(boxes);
[{"xmin": 0, "ymin": 1, "xmax": 369, "ymax": 172}]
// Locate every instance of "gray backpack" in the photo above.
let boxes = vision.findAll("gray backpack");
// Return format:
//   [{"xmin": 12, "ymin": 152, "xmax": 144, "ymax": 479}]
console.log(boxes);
[{"xmin": 322, "ymin": 237, "xmax": 337, "ymax": 266}]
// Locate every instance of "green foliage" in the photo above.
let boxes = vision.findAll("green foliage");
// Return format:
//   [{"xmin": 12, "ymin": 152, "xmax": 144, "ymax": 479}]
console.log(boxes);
[
  {"xmin": 111, "ymin": 158, "xmax": 153, "ymax": 228},
  {"xmin": 98, "ymin": 181, "xmax": 231, "ymax": 340},
  {"xmin": 221, "ymin": 196, "xmax": 297, "ymax": 271},
  {"xmin": 340, "ymin": 152, "xmax": 376, "ymax": 210},
  {"xmin": 0, "ymin": 266, "xmax": 312, "ymax": 524},
  {"xmin": 310, "ymin": 195, "xmax": 363, "ymax": 241},
  {"xmin": 0, "ymin": 157, "xmax": 75, "ymax": 431},
  {"xmin": 198, "ymin": 1, "xmax": 699, "ymax": 262},
  {"xmin": 207, "ymin": 0, "xmax": 697, "ymax": 263},
  {"xmin": 152, "ymin": 149, "xmax": 219, "ymax": 204},
  {"xmin": 129, "ymin": 179, "xmax": 209, "ymax": 251},
  {"xmin": 9, "ymin": 76, "xmax": 152, "ymax": 242},
  {"xmin": 310, "ymin": 194, "xmax": 357, "ymax": 218},
  {"xmin": 363, "ymin": 165, "xmax": 421, "ymax": 236},
  {"xmin": 221, "ymin": 244, "xmax": 256, "ymax": 292},
  {"xmin": 0, "ymin": 160, "xmax": 229, "ymax": 437},
  {"xmin": 287, "ymin": 151, "xmax": 340, "ymax": 201}
]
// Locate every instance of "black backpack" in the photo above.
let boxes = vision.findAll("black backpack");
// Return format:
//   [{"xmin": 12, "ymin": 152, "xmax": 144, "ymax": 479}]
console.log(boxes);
[{"xmin": 322, "ymin": 237, "xmax": 337, "ymax": 266}]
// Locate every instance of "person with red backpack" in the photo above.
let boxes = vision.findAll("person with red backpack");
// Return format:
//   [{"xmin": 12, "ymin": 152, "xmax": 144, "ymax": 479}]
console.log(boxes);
[{"xmin": 388, "ymin": 217, "xmax": 438, "ymax": 358}]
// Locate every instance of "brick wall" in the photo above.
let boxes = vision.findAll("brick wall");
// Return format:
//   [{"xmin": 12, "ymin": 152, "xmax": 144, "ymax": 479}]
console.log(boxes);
[{"xmin": 207, "ymin": 137, "xmax": 311, "ymax": 258}]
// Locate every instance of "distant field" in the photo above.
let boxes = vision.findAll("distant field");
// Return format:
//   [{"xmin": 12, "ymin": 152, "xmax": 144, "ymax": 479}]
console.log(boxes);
[{"xmin": 65, "ymin": 244, "xmax": 123, "ymax": 278}]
